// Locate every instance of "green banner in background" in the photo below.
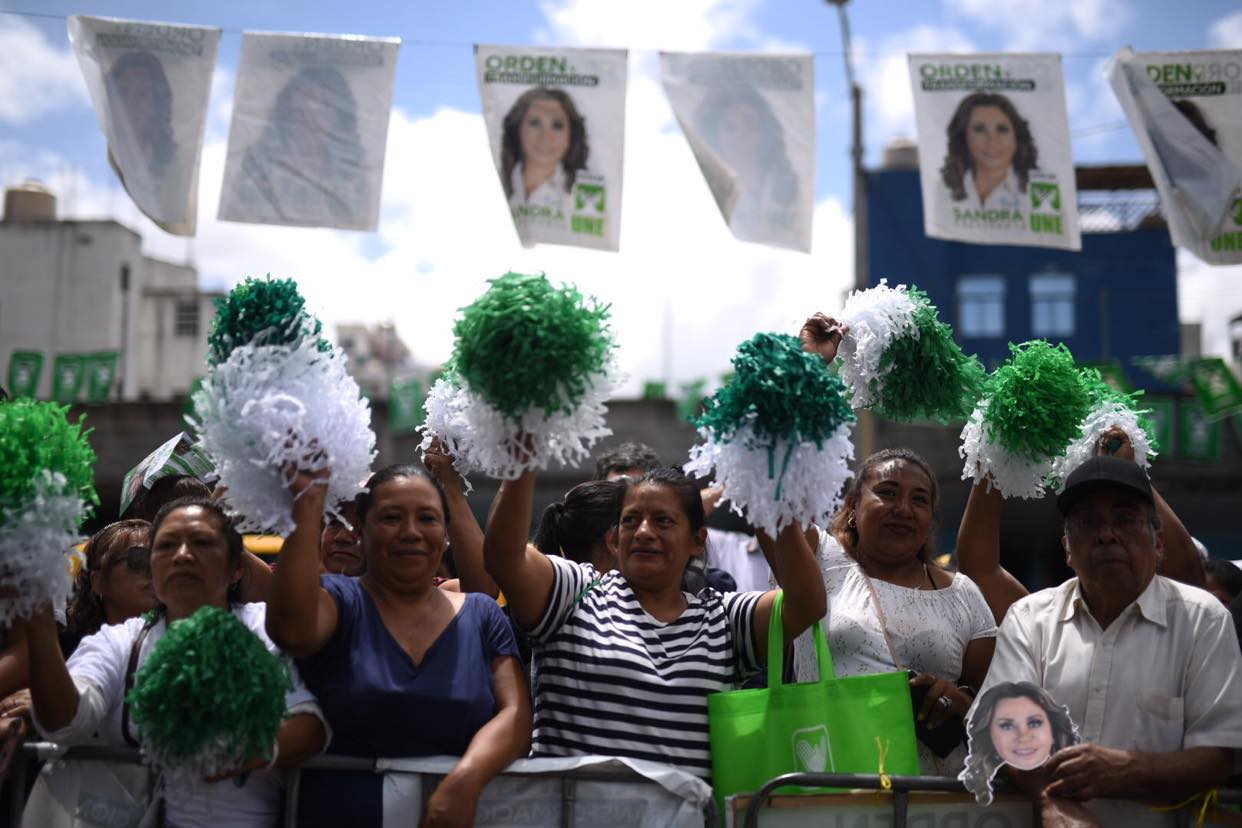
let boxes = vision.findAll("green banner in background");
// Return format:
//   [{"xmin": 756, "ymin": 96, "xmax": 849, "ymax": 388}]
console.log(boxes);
[
  {"xmin": 388, "ymin": 377, "xmax": 424, "ymax": 434},
  {"xmin": 85, "ymin": 351, "xmax": 119, "ymax": 403},
  {"xmin": 1186, "ymin": 358, "xmax": 1242, "ymax": 418},
  {"xmin": 1140, "ymin": 397, "xmax": 1176, "ymax": 455},
  {"xmin": 1082, "ymin": 359, "xmax": 1134, "ymax": 393},
  {"xmin": 1179, "ymin": 400, "xmax": 1222, "ymax": 461},
  {"xmin": 6, "ymin": 350, "xmax": 44, "ymax": 398},
  {"xmin": 51, "ymin": 354, "xmax": 86, "ymax": 404}
]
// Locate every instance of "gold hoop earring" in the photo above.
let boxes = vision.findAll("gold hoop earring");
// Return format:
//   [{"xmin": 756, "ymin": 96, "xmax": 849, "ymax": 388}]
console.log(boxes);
[{"xmin": 847, "ymin": 512, "xmax": 856, "ymax": 528}]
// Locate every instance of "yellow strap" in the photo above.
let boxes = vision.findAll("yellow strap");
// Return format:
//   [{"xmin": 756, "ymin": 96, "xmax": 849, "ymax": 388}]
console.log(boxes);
[
  {"xmin": 1149, "ymin": 788, "xmax": 1219, "ymax": 827},
  {"xmin": 875, "ymin": 737, "xmax": 893, "ymax": 793}
]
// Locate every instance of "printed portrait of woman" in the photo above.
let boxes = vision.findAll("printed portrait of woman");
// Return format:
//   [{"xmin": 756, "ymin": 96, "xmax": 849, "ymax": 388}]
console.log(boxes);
[
  {"xmin": 940, "ymin": 92, "xmax": 1039, "ymax": 212},
  {"xmin": 959, "ymin": 681, "xmax": 1080, "ymax": 805},
  {"xmin": 500, "ymin": 86, "xmax": 589, "ymax": 214},
  {"xmin": 693, "ymin": 83, "xmax": 801, "ymax": 244},
  {"xmin": 105, "ymin": 50, "xmax": 177, "ymax": 211},
  {"xmin": 237, "ymin": 64, "xmax": 368, "ymax": 226}
]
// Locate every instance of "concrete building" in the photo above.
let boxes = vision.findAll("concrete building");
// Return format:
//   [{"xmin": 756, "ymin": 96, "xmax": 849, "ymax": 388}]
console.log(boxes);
[{"xmin": 0, "ymin": 182, "xmax": 221, "ymax": 402}]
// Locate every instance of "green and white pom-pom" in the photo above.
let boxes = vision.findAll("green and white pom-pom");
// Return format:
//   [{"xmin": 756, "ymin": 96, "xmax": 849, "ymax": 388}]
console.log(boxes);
[
  {"xmin": 837, "ymin": 280, "xmax": 984, "ymax": 422},
  {"xmin": 1047, "ymin": 372, "xmax": 1155, "ymax": 490},
  {"xmin": 206, "ymin": 276, "xmax": 328, "ymax": 366},
  {"xmin": 685, "ymin": 333, "xmax": 856, "ymax": 536},
  {"xmin": 128, "ymin": 607, "xmax": 291, "ymax": 784},
  {"xmin": 0, "ymin": 400, "xmax": 96, "ymax": 624},
  {"xmin": 419, "ymin": 272, "xmax": 619, "ymax": 480},
  {"xmin": 959, "ymin": 341, "xmax": 1092, "ymax": 499},
  {"xmin": 193, "ymin": 278, "xmax": 375, "ymax": 533}
]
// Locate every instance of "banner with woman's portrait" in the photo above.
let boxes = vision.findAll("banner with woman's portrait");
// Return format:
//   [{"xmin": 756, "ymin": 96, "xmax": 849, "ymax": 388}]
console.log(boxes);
[
  {"xmin": 908, "ymin": 53, "xmax": 1081, "ymax": 251},
  {"xmin": 660, "ymin": 52, "xmax": 814, "ymax": 253},
  {"xmin": 218, "ymin": 32, "xmax": 400, "ymax": 231},
  {"xmin": 475, "ymin": 45, "xmax": 627, "ymax": 251},
  {"xmin": 1109, "ymin": 48, "xmax": 1242, "ymax": 265},
  {"xmin": 68, "ymin": 16, "xmax": 220, "ymax": 236}
]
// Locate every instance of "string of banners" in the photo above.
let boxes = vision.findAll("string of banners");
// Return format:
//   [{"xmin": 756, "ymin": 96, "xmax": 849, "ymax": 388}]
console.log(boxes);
[{"xmin": 66, "ymin": 15, "xmax": 1242, "ymax": 263}]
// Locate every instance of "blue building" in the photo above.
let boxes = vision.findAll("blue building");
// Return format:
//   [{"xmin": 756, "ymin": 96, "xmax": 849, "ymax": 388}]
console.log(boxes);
[{"xmin": 865, "ymin": 166, "xmax": 1179, "ymax": 378}]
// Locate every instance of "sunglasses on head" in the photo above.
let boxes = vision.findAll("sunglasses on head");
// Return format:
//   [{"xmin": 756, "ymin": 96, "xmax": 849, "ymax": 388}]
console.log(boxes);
[{"xmin": 106, "ymin": 545, "xmax": 151, "ymax": 575}]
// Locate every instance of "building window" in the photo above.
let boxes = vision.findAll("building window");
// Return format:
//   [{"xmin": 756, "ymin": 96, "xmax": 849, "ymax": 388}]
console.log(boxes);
[
  {"xmin": 1030, "ymin": 273, "xmax": 1076, "ymax": 338},
  {"xmin": 957, "ymin": 275, "xmax": 1005, "ymax": 337},
  {"xmin": 174, "ymin": 300, "xmax": 199, "ymax": 337}
]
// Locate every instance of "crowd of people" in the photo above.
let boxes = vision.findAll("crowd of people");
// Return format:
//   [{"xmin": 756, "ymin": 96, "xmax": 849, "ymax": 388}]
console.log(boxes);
[{"xmin": 0, "ymin": 313, "xmax": 1240, "ymax": 828}]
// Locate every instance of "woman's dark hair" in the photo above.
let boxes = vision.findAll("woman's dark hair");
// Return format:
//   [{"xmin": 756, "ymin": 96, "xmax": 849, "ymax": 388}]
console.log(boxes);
[
  {"xmin": 620, "ymin": 468, "xmax": 710, "ymax": 590},
  {"xmin": 150, "ymin": 496, "xmax": 246, "ymax": 607},
  {"xmin": 961, "ymin": 682, "xmax": 1078, "ymax": 805},
  {"xmin": 830, "ymin": 448, "xmax": 941, "ymax": 563},
  {"xmin": 105, "ymin": 51, "xmax": 175, "ymax": 176},
  {"xmin": 1206, "ymin": 558, "xmax": 1242, "ymax": 601},
  {"xmin": 66, "ymin": 519, "xmax": 151, "ymax": 642},
  {"xmin": 535, "ymin": 480, "xmax": 626, "ymax": 564},
  {"xmin": 500, "ymin": 86, "xmax": 589, "ymax": 199},
  {"xmin": 694, "ymin": 83, "xmax": 798, "ymax": 206},
  {"xmin": 357, "ymin": 464, "xmax": 451, "ymax": 525},
  {"xmin": 1174, "ymin": 99, "xmax": 1218, "ymax": 147},
  {"xmin": 940, "ymin": 92, "xmax": 1038, "ymax": 201},
  {"xmin": 272, "ymin": 65, "xmax": 360, "ymax": 149},
  {"xmin": 123, "ymin": 474, "xmax": 212, "ymax": 522}
]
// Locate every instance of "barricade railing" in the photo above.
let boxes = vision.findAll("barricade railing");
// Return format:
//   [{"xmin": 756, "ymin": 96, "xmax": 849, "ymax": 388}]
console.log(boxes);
[
  {"xmin": 6, "ymin": 743, "xmax": 714, "ymax": 828},
  {"xmin": 738, "ymin": 771, "xmax": 1242, "ymax": 828}
]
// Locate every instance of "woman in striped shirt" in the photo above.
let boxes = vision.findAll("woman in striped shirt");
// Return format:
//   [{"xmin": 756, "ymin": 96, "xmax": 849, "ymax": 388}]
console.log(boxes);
[{"xmin": 484, "ymin": 465, "xmax": 825, "ymax": 778}]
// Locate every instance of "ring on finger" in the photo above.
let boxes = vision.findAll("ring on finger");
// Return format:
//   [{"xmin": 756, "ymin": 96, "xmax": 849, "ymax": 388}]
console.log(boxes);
[{"xmin": 937, "ymin": 696, "xmax": 953, "ymax": 709}]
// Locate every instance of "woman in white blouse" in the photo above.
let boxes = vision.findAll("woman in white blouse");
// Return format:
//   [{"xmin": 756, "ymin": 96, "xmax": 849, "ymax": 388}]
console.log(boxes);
[{"xmin": 793, "ymin": 315, "xmax": 998, "ymax": 776}]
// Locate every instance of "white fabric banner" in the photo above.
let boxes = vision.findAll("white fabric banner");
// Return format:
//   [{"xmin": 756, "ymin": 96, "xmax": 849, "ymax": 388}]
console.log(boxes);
[
  {"xmin": 68, "ymin": 16, "xmax": 219, "ymax": 236},
  {"xmin": 1109, "ymin": 48, "xmax": 1242, "ymax": 265},
  {"xmin": 476, "ymin": 45, "xmax": 627, "ymax": 251},
  {"xmin": 908, "ymin": 53, "xmax": 1081, "ymax": 251},
  {"xmin": 219, "ymin": 32, "xmax": 400, "ymax": 231},
  {"xmin": 660, "ymin": 52, "xmax": 814, "ymax": 252}
]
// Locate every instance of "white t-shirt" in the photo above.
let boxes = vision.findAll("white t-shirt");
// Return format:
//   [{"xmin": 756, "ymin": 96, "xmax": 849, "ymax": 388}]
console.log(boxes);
[
  {"xmin": 793, "ymin": 533, "xmax": 997, "ymax": 775},
  {"xmin": 35, "ymin": 602, "xmax": 323, "ymax": 828},
  {"xmin": 707, "ymin": 528, "xmax": 771, "ymax": 593}
]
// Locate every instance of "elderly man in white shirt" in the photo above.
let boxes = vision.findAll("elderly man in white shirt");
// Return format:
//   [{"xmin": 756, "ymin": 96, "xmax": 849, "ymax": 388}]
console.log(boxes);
[{"xmin": 979, "ymin": 455, "xmax": 1242, "ymax": 827}]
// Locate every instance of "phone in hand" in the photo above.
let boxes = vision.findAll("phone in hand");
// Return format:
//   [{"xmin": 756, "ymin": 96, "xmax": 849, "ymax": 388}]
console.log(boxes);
[{"xmin": 908, "ymin": 671, "xmax": 967, "ymax": 758}]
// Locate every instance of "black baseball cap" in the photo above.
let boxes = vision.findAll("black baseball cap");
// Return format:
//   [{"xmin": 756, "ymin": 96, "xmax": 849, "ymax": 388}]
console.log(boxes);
[{"xmin": 1056, "ymin": 455, "xmax": 1154, "ymax": 516}]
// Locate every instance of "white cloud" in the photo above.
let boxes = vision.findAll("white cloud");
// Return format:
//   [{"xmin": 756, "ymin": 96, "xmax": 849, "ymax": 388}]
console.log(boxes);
[
  {"xmin": 1208, "ymin": 11, "xmax": 1242, "ymax": 50},
  {"xmin": 1177, "ymin": 250, "xmax": 1242, "ymax": 360},
  {"xmin": 946, "ymin": 0, "xmax": 1130, "ymax": 51},
  {"xmin": 536, "ymin": 0, "xmax": 761, "ymax": 51},
  {"xmin": 0, "ymin": 16, "xmax": 88, "ymax": 124}
]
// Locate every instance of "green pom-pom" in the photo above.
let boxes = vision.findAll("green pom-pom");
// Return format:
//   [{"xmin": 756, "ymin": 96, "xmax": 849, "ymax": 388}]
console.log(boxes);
[
  {"xmin": 1080, "ymin": 367, "xmax": 1157, "ymax": 450},
  {"xmin": 696, "ymin": 333, "xmax": 855, "ymax": 446},
  {"xmin": 128, "ymin": 607, "xmax": 292, "ymax": 772},
  {"xmin": 452, "ymin": 272, "xmax": 613, "ymax": 419},
  {"xmin": 873, "ymin": 288, "xmax": 986, "ymax": 423},
  {"xmin": 0, "ymin": 399, "xmax": 97, "ymax": 519},
  {"xmin": 207, "ymin": 276, "xmax": 328, "ymax": 366},
  {"xmin": 983, "ymin": 341, "xmax": 1092, "ymax": 461}
]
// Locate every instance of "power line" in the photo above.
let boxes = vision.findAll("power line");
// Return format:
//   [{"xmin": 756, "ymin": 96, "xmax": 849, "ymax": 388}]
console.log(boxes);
[{"xmin": 0, "ymin": 7, "xmax": 1118, "ymax": 58}]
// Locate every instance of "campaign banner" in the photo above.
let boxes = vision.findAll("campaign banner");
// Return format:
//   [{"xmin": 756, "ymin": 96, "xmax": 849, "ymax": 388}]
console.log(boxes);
[
  {"xmin": 68, "ymin": 16, "xmax": 220, "ymax": 236},
  {"xmin": 388, "ymin": 376, "xmax": 424, "ymax": 434},
  {"xmin": 908, "ymin": 53, "xmax": 1081, "ymax": 250},
  {"xmin": 84, "ymin": 351, "xmax": 119, "ymax": 403},
  {"xmin": 120, "ymin": 432, "xmax": 216, "ymax": 516},
  {"xmin": 51, "ymin": 354, "xmax": 87, "ymax": 404},
  {"xmin": 219, "ymin": 32, "xmax": 400, "ymax": 231},
  {"xmin": 660, "ymin": 52, "xmax": 814, "ymax": 252},
  {"xmin": 6, "ymin": 350, "xmax": 44, "ymax": 399},
  {"xmin": 1109, "ymin": 48, "xmax": 1242, "ymax": 265},
  {"xmin": 476, "ymin": 45, "xmax": 627, "ymax": 251}
]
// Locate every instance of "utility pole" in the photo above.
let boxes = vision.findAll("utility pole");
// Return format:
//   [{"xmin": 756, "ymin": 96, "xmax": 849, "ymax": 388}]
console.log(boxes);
[{"xmin": 827, "ymin": 0, "xmax": 875, "ymax": 458}]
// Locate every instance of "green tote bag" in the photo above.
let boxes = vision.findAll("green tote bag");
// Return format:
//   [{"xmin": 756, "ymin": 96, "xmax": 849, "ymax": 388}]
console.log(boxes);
[{"xmin": 707, "ymin": 590, "xmax": 920, "ymax": 813}]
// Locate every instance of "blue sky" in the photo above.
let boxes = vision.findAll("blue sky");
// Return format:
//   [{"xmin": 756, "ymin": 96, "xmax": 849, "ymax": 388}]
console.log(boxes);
[{"xmin": 3, "ymin": 0, "xmax": 1241, "ymax": 388}]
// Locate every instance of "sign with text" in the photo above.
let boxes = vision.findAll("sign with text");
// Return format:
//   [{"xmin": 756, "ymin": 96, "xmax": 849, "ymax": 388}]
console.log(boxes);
[
  {"xmin": 6, "ymin": 350, "xmax": 44, "ymax": 399},
  {"xmin": 660, "ymin": 52, "xmax": 815, "ymax": 252},
  {"xmin": 219, "ymin": 31, "xmax": 400, "ymax": 230},
  {"xmin": 1110, "ymin": 48, "xmax": 1242, "ymax": 265},
  {"xmin": 476, "ymin": 45, "xmax": 627, "ymax": 251},
  {"xmin": 908, "ymin": 53, "xmax": 1081, "ymax": 250},
  {"xmin": 69, "ymin": 15, "xmax": 219, "ymax": 236}
]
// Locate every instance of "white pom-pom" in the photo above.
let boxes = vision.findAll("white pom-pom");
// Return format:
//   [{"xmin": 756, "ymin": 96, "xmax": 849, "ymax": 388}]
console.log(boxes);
[
  {"xmin": 837, "ymin": 280, "xmax": 919, "ymax": 409},
  {"xmin": 0, "ymin": 471, "xmax": 85, "ymax": 625},
  {"xmin": 1048, "ymin": 401, "xmax": 1155, "ymax": 491},
  {"xmin": 419, "ymin": 363, "xmax": 621, "ymax": 481},
  {"xmin": 958, "ymin": 403, "xmax": 1051, "ymax": 500},
  {"xmin": 685, "ymin": 418, "xmax": 855, "ymax": 537},
  {"xmin": 192, "ymin": 338, "xmax": 376, "ymax": 534}
]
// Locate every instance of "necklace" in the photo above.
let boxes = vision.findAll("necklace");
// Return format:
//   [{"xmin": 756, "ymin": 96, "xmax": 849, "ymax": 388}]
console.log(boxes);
[{"xmin": 859, "ymin": 557, "xmax": 936, "ymax": 590}]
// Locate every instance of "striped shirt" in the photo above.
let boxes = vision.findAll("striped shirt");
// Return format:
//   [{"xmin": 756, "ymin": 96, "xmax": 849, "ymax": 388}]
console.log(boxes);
[{"xmin": 528, "ymin": 556, "xmax": 764, "ymax": 778}]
